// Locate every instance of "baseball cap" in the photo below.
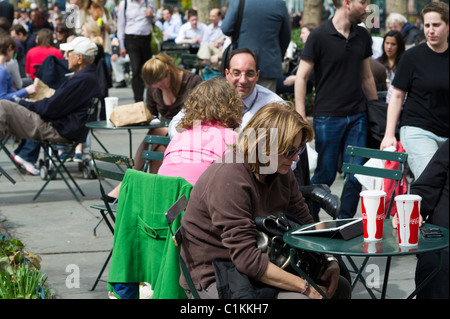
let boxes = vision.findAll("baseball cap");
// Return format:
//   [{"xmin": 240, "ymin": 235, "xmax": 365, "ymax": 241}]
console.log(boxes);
[{"xmin": 60, "ymin": 37, "xmax": 98, "ymax": 57}]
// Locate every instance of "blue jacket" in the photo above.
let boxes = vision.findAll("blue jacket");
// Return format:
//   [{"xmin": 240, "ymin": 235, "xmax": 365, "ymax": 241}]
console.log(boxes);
[
  {"xmin": 221, "ymin": 0, "xmax": 291, "ymax": 79},
  {"xmin": 0, "ymin": 65, "xmax": 28, "ymax": 101},
  {"xmin": 19, "ymin": 63, "xmax": 102, "ymax": 141}
]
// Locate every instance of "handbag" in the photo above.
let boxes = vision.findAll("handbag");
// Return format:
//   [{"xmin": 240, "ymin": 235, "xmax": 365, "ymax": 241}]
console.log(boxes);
[
  {"xmin": 220, "ymin": 0, "xmax": 245, "ymax": 76},
  {"xmin": 109, "ymin": 102, "xmax": 154, "ymax": 127},
  {"xmin": 255, "ymin": 211, "xmax": 327, "ymax": 282}
]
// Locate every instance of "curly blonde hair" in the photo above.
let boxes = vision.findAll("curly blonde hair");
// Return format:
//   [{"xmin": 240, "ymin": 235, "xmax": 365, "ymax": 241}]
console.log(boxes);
[{"xmin": 178, "ymin": 78, "xmax": 243, "ymax": 130}]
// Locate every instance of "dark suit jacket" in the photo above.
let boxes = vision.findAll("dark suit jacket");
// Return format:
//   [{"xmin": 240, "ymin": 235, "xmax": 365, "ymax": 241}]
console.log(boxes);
[
  {"xmin": 221, "ymin": 0, "xmax": 291, "ymax": 79},
  {"xmin": 0, "ymin": 1, "xmax": 14, "ymax": 25}
]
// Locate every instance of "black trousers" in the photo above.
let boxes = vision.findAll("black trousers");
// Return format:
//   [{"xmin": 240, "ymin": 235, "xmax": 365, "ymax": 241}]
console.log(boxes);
[
  {"xmin": 124, "ymin": 34, "xmax": 152, "ymax": 102},
  {"xmin": 415, "ymin": 247, "xmax": 449, "ymax": 299}
]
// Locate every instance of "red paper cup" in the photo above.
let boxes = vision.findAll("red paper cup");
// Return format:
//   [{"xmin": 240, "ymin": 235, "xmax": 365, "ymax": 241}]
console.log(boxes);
[
  {"xmin": 360, "ymin": 190, "xmax": 386, "ymax": 242},
  {"xmin": 395, "ymin": 194, "xmax": 421, "ymax": 246}
]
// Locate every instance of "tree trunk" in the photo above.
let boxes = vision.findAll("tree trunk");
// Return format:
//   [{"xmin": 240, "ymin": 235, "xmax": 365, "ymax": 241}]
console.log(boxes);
[
  {"xmin": 154, "ymin": 0, "xmax": 161, "ymax": 10},
  {"xmin": 192, "ymin": 0, "xmax": 221, "ymax": 24},
  {"xmin": 302, "ymin": 0, "xmax": 324, "ymax": 27}
]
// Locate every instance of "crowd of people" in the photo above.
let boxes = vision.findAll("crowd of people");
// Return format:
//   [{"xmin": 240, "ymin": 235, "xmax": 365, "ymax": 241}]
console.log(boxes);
[{"xmin": 0, "ymin": 0, "xmax": 448, "ymax": 300}]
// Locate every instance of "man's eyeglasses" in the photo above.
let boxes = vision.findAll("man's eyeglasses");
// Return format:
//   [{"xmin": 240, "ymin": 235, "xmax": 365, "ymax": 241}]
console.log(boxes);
[
  {"xmin": 230, "ymin": 70, "xmax": 257, "ymax": 79},
  {"xmin": 284, "ymin": 145, "xmax": 306, "ymax": 159}
]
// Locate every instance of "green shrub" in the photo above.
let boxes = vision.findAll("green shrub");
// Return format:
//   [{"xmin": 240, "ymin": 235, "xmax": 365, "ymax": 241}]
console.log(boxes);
[{"xmin": 0, "ymin": 233, "xmax": 53, "ymax": 299}]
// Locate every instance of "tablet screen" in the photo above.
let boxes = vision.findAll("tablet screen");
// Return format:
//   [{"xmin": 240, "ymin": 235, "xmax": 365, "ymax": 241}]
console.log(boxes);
[{"xmin": 292, "ymin": 218, "xmax": 362, "ymax": 235}]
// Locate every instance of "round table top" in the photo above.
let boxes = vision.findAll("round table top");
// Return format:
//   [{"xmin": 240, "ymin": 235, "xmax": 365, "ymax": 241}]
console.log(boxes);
[
  {"xmin": 86, "ymin": 120, "xmax": 169, "ymax": 130},
  {"xmin": 284, "ymin": 220, "xmax": 449, "ymax": 257}
]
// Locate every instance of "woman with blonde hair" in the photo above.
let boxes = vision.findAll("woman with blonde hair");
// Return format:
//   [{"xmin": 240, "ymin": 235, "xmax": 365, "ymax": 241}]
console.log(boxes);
[
  {"xmin": 81, "ymin": 20, "xmax": 103, "ymax": 46},
  {"xmin": 142, "ymin": 52, "xmax": 202, "ymax": 121},
  {"xmin": 107, "ymin": 52, "xmax": 201, "ymax": 200},
  {"xmin": 158, "ymin": 78, "xmax": 243, "ymax": 185},
  {"xmin": 131, "ymin": 52, "xmax": 201, "ymax": 171},
  {"xmin": 180, "ymin": 103, "xmax": 351, "ymax": 299},
  {"xmin": 80, "ymin": 0, "xmax": 116, "ymax": 70}
]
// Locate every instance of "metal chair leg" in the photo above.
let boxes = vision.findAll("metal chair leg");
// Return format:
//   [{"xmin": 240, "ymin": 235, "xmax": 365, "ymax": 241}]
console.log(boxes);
[{"xmin": 90, "ymin": 249, "xmax": 113, "ymax": 291}]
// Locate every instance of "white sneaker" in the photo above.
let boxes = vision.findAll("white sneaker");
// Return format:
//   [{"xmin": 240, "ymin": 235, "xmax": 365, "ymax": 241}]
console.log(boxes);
[{"xmin": 13, "ymin": 155, "xmax": 40, "ymax": 176}]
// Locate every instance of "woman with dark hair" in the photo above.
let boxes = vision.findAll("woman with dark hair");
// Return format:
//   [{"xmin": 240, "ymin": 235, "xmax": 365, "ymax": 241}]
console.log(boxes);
[
  {"xmin": 54, "ymin": 23, "xmax": 76, "ymax": 48},
  {"xmin": 25, "ymin": 28, "xmax": 63, "ymax": 79},
  {"xmin": 381, "ymin": 1, "xmax": 449, "ymax": 180},
  {"xmin": 29, "ymin": 9, "xmax": 53, "ymax": 35},
  {"xmin": 377, "ymin": 30, "xmax": 405, "ymax": 83}
]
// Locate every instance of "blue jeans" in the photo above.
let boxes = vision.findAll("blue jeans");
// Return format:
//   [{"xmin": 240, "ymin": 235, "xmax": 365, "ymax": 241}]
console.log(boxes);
[
  {"xmin": 400, "ymin": 126, "xmax": 448, "ymax": 181},
  {"xmin": 311, "ymin": 113, "xmax": 367, "ymax": 219},
  {"xmin": 14, "ymin": 139, "xmax": 41, "ymax": 163}
]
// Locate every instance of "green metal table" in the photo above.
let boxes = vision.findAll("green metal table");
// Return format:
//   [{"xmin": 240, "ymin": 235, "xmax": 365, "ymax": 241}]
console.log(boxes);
[
  {"xmin": 85, "ymin": 120, "xmax": 170, "ymax": 158},
  {"xmin": 284, "ymin": 220, "xmax": 449, "ymax": 299}
]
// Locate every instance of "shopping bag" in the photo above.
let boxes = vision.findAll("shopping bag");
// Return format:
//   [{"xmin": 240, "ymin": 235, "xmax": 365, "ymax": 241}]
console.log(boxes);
[{"xmin": 110, "ymin": 102, "xmax": 153, "ymax": 127}]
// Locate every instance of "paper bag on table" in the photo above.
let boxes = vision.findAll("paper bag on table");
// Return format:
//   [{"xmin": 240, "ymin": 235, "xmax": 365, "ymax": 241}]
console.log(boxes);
[
  {"xmin": 28, "ymin": 78, "xmax": 55, "ymax": 102},
  {"xmin": 109, "ymin": 102, "xmax": 154, "ymax": 127}
]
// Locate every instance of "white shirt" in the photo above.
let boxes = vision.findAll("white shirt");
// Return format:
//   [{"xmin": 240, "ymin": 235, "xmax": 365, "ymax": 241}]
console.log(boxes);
[
  {"xmin": 117, "ymin": 0, "xmax": 155, "ymax": 48},
  {"xmin": 162, "ymin": 17, "xmax": 182, "ymax": 41},
  {"xmin": 200, "ymin": 21, "xmax": 224, "ymax": 46},
  {"xmin": 175, "ymin": 21, "xmax": 207, "ymax": 44}
]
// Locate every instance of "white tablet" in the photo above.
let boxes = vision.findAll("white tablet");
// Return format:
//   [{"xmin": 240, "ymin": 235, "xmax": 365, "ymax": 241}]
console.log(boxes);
[{"xmin": 292, "ymin": 218, "xmax": 362, "ymax": 235}]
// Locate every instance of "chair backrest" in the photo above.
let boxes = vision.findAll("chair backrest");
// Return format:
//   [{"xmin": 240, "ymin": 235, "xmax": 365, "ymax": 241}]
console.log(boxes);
[
  {"xmin": 78, "ymin": 97, "xmax": 100, "ymax": 143},
  {"xmin": 141, "ymin": 135, "xmax": 171, "ymax": 172},
  {"xmin": 340, "ymin": 146, "xmax": 408, "ymax": 218},
  {"xmin": 90, "ymin": 150, "xmax": 134, "ymax": 228},
  {"xmin": 165, "ymin": 194, "xmax": 201, "ymax": 299}
]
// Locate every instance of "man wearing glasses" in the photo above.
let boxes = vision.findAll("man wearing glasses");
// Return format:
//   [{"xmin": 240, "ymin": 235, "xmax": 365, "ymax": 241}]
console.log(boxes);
[
  {"xmin": 169, "ymin": 47, "xmax": 339, "ymax": 219},
  {"xmin": 168, "ymin": 48, "xmax": 285, "ymax": 137}
]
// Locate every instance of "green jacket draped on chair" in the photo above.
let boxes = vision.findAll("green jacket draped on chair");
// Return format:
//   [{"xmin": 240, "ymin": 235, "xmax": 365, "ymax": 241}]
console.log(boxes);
[{"xmin": 107, "ymin": 169, "xmax": 193, "ymax": 298}]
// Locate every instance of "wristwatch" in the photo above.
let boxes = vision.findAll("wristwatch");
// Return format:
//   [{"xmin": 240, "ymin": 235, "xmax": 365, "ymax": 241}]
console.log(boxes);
[{"xmin": 326, "ymin": 256, "xmax": 338, "ymax": 263}]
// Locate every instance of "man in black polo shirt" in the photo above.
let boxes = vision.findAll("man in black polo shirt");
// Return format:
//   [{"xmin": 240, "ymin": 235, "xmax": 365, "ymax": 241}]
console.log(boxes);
[{"xmin": 294, "ymin": 0, "xmax": 377, "ymax": 219}]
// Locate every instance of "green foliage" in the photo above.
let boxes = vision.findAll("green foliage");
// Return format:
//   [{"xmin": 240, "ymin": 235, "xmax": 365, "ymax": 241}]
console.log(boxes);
[
  {"xmin": 0, "ymin": 265, "xmax": 51, "ymax": 299},
  {"xmin": 0, "ymin": 233, "xmax": 53, "ymax": 299},
  {"xmin": 181, "ymin": 0, "xmax": 192, "ymax": 12},
  {"xmin": 291, "ymin": 28, "xmax": 305, "ymax": 51}
]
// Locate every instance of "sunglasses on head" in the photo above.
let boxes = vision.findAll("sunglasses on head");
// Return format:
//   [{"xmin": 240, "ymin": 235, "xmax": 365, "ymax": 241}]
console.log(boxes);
[{"xmin": 284, "ymin": 145, "xmax": 306, "ymax": 159}]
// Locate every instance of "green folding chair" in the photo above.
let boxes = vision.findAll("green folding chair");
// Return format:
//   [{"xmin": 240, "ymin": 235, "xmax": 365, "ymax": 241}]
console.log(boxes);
[
  {"xmin": 141, "ymin": 135, "xmax": 171, "ymax": 172},
  {"xmin": 89, "ymin": 150, "xmax": 134, "ymax": 291},
  {"xmin": 33, "ymin": 97, "xmax": 99, "ymax": 202},
  {"xmin": 340, "ymin": 145, "xmax": 408, "ymax": 219},
  {"xmin": 0, "ymin": 135, "xmax": 26, "ymax": 174},
  {"xmin": 340, "ymin": 145, "xmax": 408, "ymax": 298},
  {"xmin": 165, "ymin": 194, "xmax": 201, "ymax": 299}
]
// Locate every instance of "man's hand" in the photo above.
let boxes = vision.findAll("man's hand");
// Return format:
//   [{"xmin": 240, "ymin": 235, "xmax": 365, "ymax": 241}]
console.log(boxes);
[
  {"xmin": 25, "ymin": 84, "xmax": 37, "ymax": 95},
  {"xmin": 145, "ymin": 8, "xmax": 154, "ymax": 18}
]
